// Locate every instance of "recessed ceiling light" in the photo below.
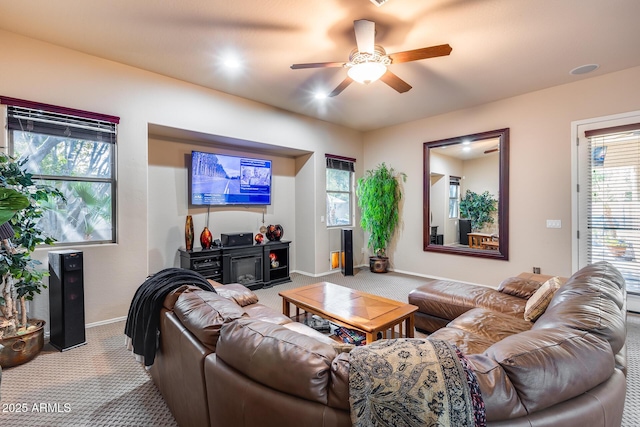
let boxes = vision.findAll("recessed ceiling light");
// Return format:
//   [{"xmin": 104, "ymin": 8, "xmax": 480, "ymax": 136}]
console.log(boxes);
[
  {"xmin": 222, "ymin": 56, "xmax": 241, "ymax": 69},
  {"xmin": 314, "ymin": 92, "xmax": 328, "ymax": 100},
  {"xmin": 570, "ymin": 64, "xmax": 599, "ymax": 75}
]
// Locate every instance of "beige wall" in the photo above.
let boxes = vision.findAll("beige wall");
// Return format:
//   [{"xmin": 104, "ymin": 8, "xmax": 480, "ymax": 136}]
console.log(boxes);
[
  {"xmin": 0, "ymin": 29, "xmax": 363, "ymax": 327},
  {"xmin": 363, "ymin": 65, "xmax": 640, "ymax": 286},
  {"xmin": 2, "ymin": 27, "xmax": 640, "ymax": 327}
]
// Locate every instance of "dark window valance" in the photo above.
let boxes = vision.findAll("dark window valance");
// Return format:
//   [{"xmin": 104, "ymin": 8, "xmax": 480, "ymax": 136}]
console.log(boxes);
[
  {"xmin": 325, "ymin": 154, "xmax": 355, "ymax": 172},
  {"xmin": 1, "ymin": 96, "xmax": 120, "ymax": 124},
  {"xmin": 585, "ymin": 123, "xmax": 640, "ymax": 138}
]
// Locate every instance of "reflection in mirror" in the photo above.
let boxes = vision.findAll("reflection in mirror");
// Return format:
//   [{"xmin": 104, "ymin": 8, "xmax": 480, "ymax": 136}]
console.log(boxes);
[{"xmin": 423, "ymin": 128, "xmax": 509, "ymax": 260}]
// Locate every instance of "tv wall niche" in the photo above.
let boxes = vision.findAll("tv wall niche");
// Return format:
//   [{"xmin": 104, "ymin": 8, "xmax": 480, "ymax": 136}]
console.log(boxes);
[{"xmin": 190, "ymin": 150, "xmax": 272, "ymax": 206}]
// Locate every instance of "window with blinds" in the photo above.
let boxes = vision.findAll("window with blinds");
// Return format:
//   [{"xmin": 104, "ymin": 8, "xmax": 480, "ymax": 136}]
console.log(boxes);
[
  {"xmin": 583, "ymin": 123, "xmax": 640, "ymax": 295},
  {"xmin": 448, "ymin": 176, "xmax": 461, "ymax": 218},
  {"xmin": 2, "ymin": 97, "xmax": 118, "ymax": 245},
  {"xmin": 326, "ymin": 155, "xmax": 355, "ymax": 227}
]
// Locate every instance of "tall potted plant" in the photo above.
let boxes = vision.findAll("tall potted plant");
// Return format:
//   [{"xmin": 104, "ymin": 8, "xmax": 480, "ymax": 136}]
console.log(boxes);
[
  {"xmin": 459, "ymin": 190, "xmax": 497, "ymax": 232},
  {"xmin": 356, "ymin": 163, "xmax": 406, "ymax": 273},
  {"xmin": 0, "ymin": 153, "xmax": 63, "ymax": 368}
]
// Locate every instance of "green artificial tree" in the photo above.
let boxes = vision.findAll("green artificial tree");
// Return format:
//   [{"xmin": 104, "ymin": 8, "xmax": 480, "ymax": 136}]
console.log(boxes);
[
  {"xmin": 356, "ymin": 163, "xmax": 406, "ymax": 272},
  {"xmin": 0, "ymin": 153, "xmax": 63, "ymax": 342}
]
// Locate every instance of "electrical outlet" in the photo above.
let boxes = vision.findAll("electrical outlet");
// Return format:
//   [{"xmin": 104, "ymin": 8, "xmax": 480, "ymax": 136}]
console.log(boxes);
[
  {"xmin": 546, "ymin": 219, "xmax": 562, "ymax": 228},
  {"xmin": 533, "ymin": 267, "xmax": 541, "ymax": 274}
]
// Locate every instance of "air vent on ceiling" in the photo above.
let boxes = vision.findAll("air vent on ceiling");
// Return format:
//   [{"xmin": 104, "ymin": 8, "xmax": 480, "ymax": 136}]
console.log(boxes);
[{"xmin": 370, "ymin": 0, "xmax": 390, "ymax": 6}]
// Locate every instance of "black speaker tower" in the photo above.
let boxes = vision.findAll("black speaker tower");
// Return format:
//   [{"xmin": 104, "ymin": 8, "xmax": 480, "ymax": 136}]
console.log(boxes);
[
  {"xmin": 48, "ymin": 250, "xmax": 86, "ymax": 351},
  {"xmin": 341, "ymin": 229, "xmax": 354, "ymax": 276}
]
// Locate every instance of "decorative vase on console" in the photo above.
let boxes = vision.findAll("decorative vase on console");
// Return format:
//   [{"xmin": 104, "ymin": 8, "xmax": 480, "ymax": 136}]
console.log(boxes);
[
  {"xmin": 200, "ymin": 227, "xmax": 213, "ymax": 249},
  {"xmin": 185, "ymin": 215, "xmax": 194, "ymax": 251},
  {"xmin": 265, "ymin": 224, "xmax": 284, "ymax": 241}
]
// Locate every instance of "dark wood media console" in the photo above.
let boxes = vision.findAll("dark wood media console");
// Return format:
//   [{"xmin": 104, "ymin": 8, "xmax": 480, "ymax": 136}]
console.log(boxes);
[{"xmin": 179, "ymin": 240, "xmax": 290, "ymax": 290}]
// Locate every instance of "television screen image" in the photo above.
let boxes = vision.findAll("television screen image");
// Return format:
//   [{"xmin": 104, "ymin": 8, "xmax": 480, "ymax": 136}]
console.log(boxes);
[{"xmin": 191, "ymin": 151, "xmax": 272, "ymax": 205}]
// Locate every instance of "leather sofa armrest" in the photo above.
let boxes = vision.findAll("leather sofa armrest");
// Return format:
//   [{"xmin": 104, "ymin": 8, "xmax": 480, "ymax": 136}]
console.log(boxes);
[{"xmin": 162, "ymin": 284, "xmax": 203, "ymax": 310}]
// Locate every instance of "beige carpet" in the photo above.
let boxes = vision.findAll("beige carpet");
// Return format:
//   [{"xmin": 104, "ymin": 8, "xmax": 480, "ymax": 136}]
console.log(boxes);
[{"xmin": 0, "ymin": 268, "xmax": 638, "ymax": 426}]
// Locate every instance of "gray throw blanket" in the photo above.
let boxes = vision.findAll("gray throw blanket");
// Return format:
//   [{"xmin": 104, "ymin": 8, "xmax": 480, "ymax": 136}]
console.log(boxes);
[{"xmin": 349, "ymin": 338, "xmax": 485, "ymax": 427}]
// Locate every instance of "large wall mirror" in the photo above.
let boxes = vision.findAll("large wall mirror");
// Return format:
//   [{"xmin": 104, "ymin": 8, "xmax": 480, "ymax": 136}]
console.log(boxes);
[{"xmin": 423, "ymin": 128, "xmax": 509, "ymax": 260}]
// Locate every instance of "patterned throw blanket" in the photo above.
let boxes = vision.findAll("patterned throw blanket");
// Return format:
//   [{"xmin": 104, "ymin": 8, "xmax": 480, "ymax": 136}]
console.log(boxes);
[{"xmin": 349, "ymin": 338, "xmax": 486, "ymax": 427}]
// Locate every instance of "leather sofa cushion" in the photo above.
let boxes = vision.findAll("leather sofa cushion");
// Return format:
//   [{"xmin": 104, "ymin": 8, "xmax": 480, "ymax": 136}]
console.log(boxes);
[
  {"xmin": 534, "ymin": 261, "xmax": 626, "ymax": 354},
  {"xmin": 428, "ymin": 327, "xmax": 496, "ymax": 355},
  {"xmin": 281, "ymin": 321, "xmax": 336, "ymax": 346},
  {"xmin": 242, "ymin": 303, "xmax": 293, "ymax": 325},
  {"xmin": 216, "ymin": 318, "xmax": 337, "ymax": 405},
  {"xmin": 214, "ymin": 283, "xmax": 259, "ymax": 306},
  {"xmin": 447, "ymin": 308, "xmax": 533, "ymax": 342},
  {"xmin": 475, "ymin": 328, "xmax": 614, "ymax": 418},
  {"xmin": 497, "ymin": 277, "xmax": 542, "ymax": 299},
  {"xmin": 329, "ymin": 352, "xmax": 351, "ymax": 410},
  {"xmin": 409, "ymin": 280, "xmax": 527, "ymax": 322},
  {"xmin": 174, "ymin": 290, "xmax": 247, "ymax": 351}
]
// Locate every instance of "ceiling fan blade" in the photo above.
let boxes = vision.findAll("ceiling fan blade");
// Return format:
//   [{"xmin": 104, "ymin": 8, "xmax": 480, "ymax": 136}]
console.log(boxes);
[
  {"xmin": 354, "ymin": 19, "xmax": 375, "ymax": 54},
  {"xmin": 328, "ymin": 77, "xmax": 354, "ymax": 97},
  {"xmin": 380, "ymin": 70, "xmax": 412, "ymax": 93},
  {"xmin": 290, "ymin": 61, "xmax": 345, "ymax": 69},
  {"xmin": 388, "ymin": 44, "xmax": 452, "ymax": 63},
  {"xmin": 484, "ymin": 148, "xmax": 499, "ymax": 154}
]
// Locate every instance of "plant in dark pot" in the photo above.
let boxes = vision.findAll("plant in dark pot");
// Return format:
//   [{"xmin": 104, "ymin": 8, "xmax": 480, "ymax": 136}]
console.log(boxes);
[
  {"xmin": 459, "ymin": 190, "xmax": 498, "ymax": 232},
  {"xmin": 356, "ymin": 163, "xmax": 406, "ymax": 273},
  {"xmin": 0, "ymin": 154, "xmax": 63, "ymax": 368}
]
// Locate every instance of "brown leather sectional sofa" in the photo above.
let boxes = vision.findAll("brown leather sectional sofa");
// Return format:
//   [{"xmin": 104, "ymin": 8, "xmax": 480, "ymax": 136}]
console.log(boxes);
[{"xmin": 150, "ymin": 261, "xmax": 627, "ymax": 427}]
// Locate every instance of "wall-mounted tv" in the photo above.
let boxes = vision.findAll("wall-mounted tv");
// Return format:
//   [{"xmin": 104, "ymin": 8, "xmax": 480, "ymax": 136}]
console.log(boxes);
[{"xmin": 190, "ymin": 151, "xmax": 272, "ymax": 206}]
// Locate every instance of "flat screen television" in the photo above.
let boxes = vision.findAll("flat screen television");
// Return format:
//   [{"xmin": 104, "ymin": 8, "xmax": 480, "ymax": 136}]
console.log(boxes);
[{"xmin": 190, "ymin": 151, "xmax": 272, "ymax": 206}]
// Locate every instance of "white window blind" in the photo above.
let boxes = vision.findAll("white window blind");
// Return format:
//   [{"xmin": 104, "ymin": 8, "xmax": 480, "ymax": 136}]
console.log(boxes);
[{"xmin": 584, "ymin": 123, "xmax": 640, "ymax": 295}]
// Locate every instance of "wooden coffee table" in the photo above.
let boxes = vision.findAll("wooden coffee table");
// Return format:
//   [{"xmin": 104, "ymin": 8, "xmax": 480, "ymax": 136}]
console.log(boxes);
[{"xmin": 279, "ymin": 282, "xmax": 418, "ymax": 344}]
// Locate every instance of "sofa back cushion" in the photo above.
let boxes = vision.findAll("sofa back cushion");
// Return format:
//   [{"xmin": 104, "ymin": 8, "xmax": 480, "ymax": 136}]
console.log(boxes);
[
  {"xmin": 214, "ymin": 283, "xmax": 259, "ymax": 306},
  {"xmin": 497, "ymin": 277, "xmax": 542, "ymax": 299},
  {"xmin": 174, "ymin": 290, "xmax": 247, "ymax": 351},
  {"xmin": 216, "ymin": 318, "xmax": 337, "ymax": 405},
  {"xmin": 469, "ymin": 328, "xmax": 615, "ymax": 421},
  {"xmin": 533, "ymin": 261, "xmax": 626, "ymax": 354}
]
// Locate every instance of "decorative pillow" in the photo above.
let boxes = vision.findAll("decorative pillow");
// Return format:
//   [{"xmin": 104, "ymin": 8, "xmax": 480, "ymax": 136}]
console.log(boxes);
[
  {"xmin": 524, "ymin": 277, "xmax": 563, "ymax": 321},
  {"xmin": 214, "ymin": 283, "xmax": 259, "ymax": 307}
]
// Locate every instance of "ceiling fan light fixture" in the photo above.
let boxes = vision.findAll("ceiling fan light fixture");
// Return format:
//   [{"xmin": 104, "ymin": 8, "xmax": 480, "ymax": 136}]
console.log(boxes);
[
  {"xmin": 347, "ymin": 62, "xmax": 387, "ymax": 84},
  {"xmin": 347, "ymin": 47, "xmax": 390, "ymax": 84}
]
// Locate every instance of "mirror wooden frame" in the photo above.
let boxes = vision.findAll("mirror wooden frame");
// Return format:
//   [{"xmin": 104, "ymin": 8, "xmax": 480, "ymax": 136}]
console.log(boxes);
[{"xmin": 423, "ymin": 128, "xmax": 509, "ymax": 260}]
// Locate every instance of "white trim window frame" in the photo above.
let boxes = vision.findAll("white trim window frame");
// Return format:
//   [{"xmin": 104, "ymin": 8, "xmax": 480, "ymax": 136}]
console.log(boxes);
[
  {"xmin": 326, "ymin": 156, "xmax": 355, "ymax": 228},
  {"xmin": 5, "ymin": 103, "xmax": 117, "ymax": 245}
]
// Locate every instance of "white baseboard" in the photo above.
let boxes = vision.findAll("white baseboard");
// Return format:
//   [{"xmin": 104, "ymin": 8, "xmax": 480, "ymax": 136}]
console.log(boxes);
[
  {"xmin": 290, "ymin": 264, "xmax": 368, "ymax": 278},
  {"xmin": 86, "ymin": 315, "xmax": 128, "ymax": 329}
]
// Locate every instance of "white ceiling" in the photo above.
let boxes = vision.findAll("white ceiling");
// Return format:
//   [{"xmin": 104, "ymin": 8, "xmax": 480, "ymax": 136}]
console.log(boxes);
[{"xmin": 1, "ymin": 0, "xmax": 640, "ymax": 132}]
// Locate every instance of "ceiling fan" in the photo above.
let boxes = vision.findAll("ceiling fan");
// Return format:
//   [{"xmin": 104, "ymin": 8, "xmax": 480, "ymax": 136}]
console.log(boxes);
[{"xmin": 290, "ymin": 19, "xmax": 452, "ymax": 97}]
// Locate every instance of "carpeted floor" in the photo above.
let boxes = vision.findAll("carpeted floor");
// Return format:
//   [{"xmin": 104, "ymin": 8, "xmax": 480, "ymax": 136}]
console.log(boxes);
[{"xmin": 1, "ymin": 268, "xmax": 638, "ymax": 426}]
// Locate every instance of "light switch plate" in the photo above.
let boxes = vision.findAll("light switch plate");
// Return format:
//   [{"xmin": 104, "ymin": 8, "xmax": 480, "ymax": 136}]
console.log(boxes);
[{"xmin": 546, "ymin": 219, "xmax": 562, "ymax": 228}]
